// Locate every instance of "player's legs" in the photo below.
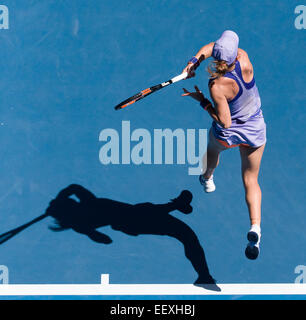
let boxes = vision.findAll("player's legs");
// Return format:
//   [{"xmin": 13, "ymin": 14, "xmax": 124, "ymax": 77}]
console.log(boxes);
[
  {"xmin": 202, "ymin": 129, "xmax": 226, "ymax": 179},
  {"xmin": 200, "ymin": 129, "xmax": 227, "ymax": 192},
  {"xmin": 203, "ymin": 144, "xmax": 221, "ymax": 180},
  {"xmin": 239, "ymin": 144, "xmax": 265, "ymax": 226},
  {"xmin": 240, "ymin": 143, "xmax": 265, "ymax": 259}
]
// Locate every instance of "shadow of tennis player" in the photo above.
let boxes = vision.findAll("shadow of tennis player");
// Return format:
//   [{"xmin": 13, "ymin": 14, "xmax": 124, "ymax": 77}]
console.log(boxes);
[
  {"xmin": 0, "ymin": 183, "xmax": 220, "ymax": 291},
  {"xmin": 47, "ymin": 184, "xmax": 219, "ymax": 290}
]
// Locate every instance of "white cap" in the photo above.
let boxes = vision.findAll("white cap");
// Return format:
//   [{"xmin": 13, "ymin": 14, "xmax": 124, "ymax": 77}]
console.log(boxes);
[{"xmin": 212, "ymin": 30, "xmax": 239, "ymax": 65}]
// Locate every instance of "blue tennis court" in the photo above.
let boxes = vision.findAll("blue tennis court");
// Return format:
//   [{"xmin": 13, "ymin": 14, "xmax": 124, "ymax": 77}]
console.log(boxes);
[{"xmin": 0, "ymin": 0, "xmax": 305, "ymax": 299}]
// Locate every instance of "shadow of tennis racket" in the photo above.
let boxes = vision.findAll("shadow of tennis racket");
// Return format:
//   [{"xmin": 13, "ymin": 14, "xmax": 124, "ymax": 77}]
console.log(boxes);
[{"xmin": 0, "ymin": 213, "xmax": 48, "ymax": 245}]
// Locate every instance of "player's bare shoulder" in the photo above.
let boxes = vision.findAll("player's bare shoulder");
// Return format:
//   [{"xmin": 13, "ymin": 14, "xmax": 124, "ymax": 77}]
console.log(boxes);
[
  {"xmin": 237, "ymin": 48, "xmax": 254, "ymax": 78},
  {"xmin": 209, "ymin": 76, "xmax": 233, "ymax": 90},
  {"xmin": 237, "ymin": 48, "xmax": 249, "ymax": 58},
  {"xmin": 209, "ymin": 76, "xmax": 234, "ymax": 100},
  {"xmin": 238, "ymin": 48, "xmax": 252, "ymax": 64}
]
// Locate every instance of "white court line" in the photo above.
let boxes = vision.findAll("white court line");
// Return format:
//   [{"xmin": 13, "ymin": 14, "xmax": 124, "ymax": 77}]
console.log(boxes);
[{"xmin": 0, "ymin": 274, "xmax": 305, "ymax": 296}]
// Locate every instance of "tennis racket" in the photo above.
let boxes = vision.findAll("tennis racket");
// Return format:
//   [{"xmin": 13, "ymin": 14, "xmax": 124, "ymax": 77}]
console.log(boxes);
[{"xmin": 114, "ymin": 72, "xmax": 188, "ymax": 110}]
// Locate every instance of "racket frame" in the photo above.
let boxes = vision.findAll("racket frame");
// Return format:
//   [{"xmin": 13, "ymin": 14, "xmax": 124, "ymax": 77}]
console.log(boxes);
[{"xmin": 114, "ymin": 72, "xmax": 187, "ymax": 110}]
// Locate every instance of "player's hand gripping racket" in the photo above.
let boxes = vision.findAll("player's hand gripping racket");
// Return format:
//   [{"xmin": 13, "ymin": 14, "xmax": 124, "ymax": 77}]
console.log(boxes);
[{"xmin": 114, "ymin": 72, "xmax": 188, "ymax": 110}]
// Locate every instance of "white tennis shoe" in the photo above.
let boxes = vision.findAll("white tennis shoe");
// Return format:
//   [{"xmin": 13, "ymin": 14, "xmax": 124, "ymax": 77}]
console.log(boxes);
[
  {"xmin": 245, "ymin": 225, "xmax": 261, "ymax": 260},
  {"xmin": 199, "ymin": 175, "xmax": 216, "ymax": 193}
]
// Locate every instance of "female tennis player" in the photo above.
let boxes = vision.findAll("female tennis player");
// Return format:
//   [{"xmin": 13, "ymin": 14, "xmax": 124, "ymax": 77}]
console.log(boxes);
[{"xmin": 181, "ymin": 30, "xmax": 266, "ymax": 260}]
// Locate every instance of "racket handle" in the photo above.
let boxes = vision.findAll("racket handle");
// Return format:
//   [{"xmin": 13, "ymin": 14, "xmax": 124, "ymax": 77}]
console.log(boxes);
[{"xmin": 171, "ymin": 72, "xmax": 188, "ymax": 83}]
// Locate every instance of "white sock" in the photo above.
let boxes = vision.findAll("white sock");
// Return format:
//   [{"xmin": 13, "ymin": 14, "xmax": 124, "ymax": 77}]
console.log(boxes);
[{"xmin": 250, "ymin": 224, "xmax": 261, "ymax": 234}]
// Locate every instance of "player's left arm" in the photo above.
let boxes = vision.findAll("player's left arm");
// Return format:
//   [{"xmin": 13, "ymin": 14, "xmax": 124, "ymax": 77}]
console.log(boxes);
[
  {"xmin": 181, "ymin": 84, "xmax": 231, "ymax": 128},
  {"xmin": 209, "ymin": 83, "xmax": 232, "ymax": 129}
]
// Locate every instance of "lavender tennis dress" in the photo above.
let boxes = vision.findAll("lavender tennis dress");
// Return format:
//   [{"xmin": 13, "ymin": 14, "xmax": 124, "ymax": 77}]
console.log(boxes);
[{"xmin": 210, "ymin": 60, "xmax": 266, "ymax": 148}]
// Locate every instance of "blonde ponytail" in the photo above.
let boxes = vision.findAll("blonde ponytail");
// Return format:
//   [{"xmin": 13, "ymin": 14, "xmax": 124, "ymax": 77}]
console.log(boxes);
[{"xmin": 207, "ymin": 60, "xmax": 235, "ymax": 79}]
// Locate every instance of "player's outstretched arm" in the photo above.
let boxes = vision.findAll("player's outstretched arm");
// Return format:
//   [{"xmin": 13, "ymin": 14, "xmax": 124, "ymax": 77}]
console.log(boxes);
[{"xmin": 182, "ymin": 42, "xmax": 215, "ymax": 78}]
